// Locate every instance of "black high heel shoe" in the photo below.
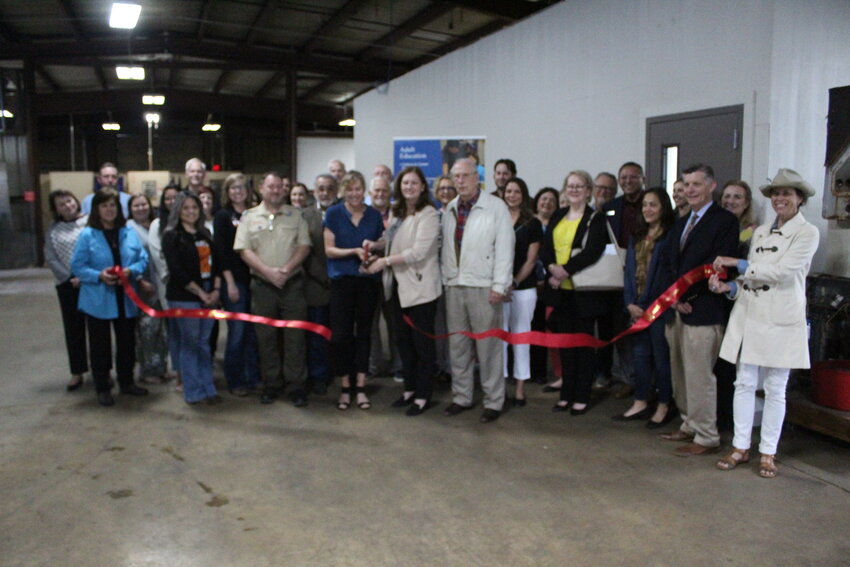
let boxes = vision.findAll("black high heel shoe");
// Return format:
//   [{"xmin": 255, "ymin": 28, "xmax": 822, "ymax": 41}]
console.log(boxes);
[
  {"xmin": 646, "ymin": 405, "xmax": 678, "ymax": 429},
  {"xmin": 67, "ymin": 375, "xmax": 83, "ymax": 392}
]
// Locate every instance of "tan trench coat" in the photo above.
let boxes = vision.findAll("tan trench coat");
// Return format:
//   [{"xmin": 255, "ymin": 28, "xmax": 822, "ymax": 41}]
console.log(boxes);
[{"xmin": 719, "ymin": 212, "xmax": 819, "ymax": 369}]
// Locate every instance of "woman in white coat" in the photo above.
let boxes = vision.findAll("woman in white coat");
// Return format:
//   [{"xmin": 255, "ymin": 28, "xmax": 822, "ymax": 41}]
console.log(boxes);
[
  {"xmin": 708, "ymin": 168, "xmax": 819, "ymax": 478},
  {"xmin": 365, "ymin": 166, "xmax": 442, "ymax": 416}
]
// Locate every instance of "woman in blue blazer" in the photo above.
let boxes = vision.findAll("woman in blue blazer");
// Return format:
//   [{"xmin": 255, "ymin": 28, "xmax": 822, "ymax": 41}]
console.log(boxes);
[
  {"xmin": 617, "ymin": 187, "xmax": 676, "ymax": 427},
  {"xmin": 71, "ymin": 190, "xmax": 149, "ymax": 407}
]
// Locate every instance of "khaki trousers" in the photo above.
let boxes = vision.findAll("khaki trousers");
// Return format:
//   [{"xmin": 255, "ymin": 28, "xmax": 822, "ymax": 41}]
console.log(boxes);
[
  {"xmin": 446, "ymin": 286, "xmax": 505, "ymax": 411},
  {"xmin": 665, "ymin": 312, "xmax": 723, "ymax": 447}
]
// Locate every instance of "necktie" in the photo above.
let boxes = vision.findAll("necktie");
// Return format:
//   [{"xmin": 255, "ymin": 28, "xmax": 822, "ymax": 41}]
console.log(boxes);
[{"xmin": 680, "ymin": 213, "xmax": 699, "ymax": 250}]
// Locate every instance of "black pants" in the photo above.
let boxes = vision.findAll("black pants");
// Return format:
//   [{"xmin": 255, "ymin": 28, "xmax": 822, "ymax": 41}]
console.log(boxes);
[
  {"xmin": 56, "ymin": 281, "xmax": 88, "ymax": 375},
  {"xmin": 329, "ymin": 276, "xmax": 380, "ymax": 378},
  {"xmin": 552, "ymin": 292, "xmax": 596, "ymax": 405},
  {"xmin": 530, "ymin": 298, "xmax": 548, "ymax": 381},
  {"xmin": 391, "ymin": 286, "xmax": 437, "ymax": 401},
  {"xmin": 86, "ymin": 315, "xmax": 136, "ymax": 393}
]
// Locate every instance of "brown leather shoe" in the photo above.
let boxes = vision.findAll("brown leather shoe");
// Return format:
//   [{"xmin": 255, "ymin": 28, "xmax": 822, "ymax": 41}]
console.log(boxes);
[
  {"xmin": 674, "ymin": 442, "xmax": 720, "ymax": 457},
  {"xmin": 659, "ymin": 430, "xmax": 694, "ymax": 442}
]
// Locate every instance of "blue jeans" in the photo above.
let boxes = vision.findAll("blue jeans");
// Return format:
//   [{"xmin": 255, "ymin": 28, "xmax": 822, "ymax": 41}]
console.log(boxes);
[
  {"xmin": 632, "ymin": 318, "xmax": 672, "ymax": 404},
  {"xmin": 307, "ymin": 305, "xmax": 329, "ymax": 386},
  {"xmin": 170, "ymin": 300, "xmax": 217, "ymax": 403},
  {"xmin": 222, "ymin": 280, "xmax": 260, "ymax": 390}
]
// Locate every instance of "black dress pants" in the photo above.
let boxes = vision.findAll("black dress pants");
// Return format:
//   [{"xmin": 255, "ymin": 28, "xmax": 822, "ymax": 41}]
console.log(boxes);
[
  {"xmin": 56, "ymin": 281, "xmax": 88, "ymax": 375},
  {"xmin": 391, "ymin": 286, "xmax": 437, "ymax": 401},
  {"xmin": 86, "ymin": 315, "xmax": 136, "ymax": 393}
]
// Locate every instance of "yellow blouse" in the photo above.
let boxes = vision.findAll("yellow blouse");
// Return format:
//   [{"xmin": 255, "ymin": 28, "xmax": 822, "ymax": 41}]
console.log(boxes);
[{"xmin": 552, "ymin": 217, "xmax": 581, "ymax": 290}]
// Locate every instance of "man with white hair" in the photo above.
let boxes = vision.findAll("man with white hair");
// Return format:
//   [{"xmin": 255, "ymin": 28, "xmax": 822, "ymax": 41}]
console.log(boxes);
[{"xmin": 440, "ymin": 158, "xmax": 514, "ymax": 424}]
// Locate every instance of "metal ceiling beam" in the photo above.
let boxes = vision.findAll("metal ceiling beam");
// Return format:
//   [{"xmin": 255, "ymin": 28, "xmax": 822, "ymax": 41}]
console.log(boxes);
[
  {"xmin": 409, "ymin": 19, "xmax": 504, "ymax": 68},
  {"xmin": 56, "ymin": 0, "xmax": 87, "ymax": 40},
  {"xmin": 1, "ymin": 36, "xmax": 408, "ymax": 82},
  {"xmin": 196, "ymin": 0, "xmax": 212, "ymax": 40},
  {"xmin": 33, "ymin": 88, "xmax": 346, "ymax": 125},
  {"xmin": 446, "ymin": 0, "xmax": 550, "ymax": 22},
  {"xmin": 300, "ymin": 1, "xmax": 453, "ymax": 101},
  {"xmin": 0, "ymin": 9, "xmax": 23, "ymax": 44},
  {"xmin": 93, "ymin": 65, "xmax": 108, "ymax": 90},
  {"xmin": 301, "ymin": 0, "xmax": 371, "ymax": 54},
  {"xmin": 255, "ymin": 70, "xmax": 286, "ymax": 98},
  {"xmin": 299, "ymin": 78, "xmax": 336, "ymax": 103},
  {"xmin": 357, "ymin": 1, "xmax": 454, "ymax": 61},
  {"xmin": 213, "ymin": 70, "xmax": 230, "ymax": 94},
  {"xmin": 243, "ymin": 0, "xmax": 275, "ymax": 46},
  {"xmin": 36, "ymin": 65, "xmax": 62, "ymax": 92}
]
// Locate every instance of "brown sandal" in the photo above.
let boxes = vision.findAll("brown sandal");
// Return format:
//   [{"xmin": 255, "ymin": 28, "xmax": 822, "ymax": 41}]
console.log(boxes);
[
  {"xmin": 716, "ymin": 448, "xmax": 749, "ymax": 471},
  {"xmin": 759, "ymin": 454, "xmax": 778, "ymax": 478},
  {"xmin": 716, "ymin": 448, "xmax": 750, "ymax": 471}
]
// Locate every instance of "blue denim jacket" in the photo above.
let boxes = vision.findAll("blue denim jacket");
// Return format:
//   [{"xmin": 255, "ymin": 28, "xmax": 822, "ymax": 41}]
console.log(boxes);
[{"xmin": 71, "ymin": 226, "xmax": 148, "ymax": 319}]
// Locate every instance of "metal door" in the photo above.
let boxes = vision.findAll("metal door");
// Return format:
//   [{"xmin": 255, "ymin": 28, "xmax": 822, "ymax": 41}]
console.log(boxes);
[{"xmin": 645, "ymin": 105, "xmax": 744, "ymax": 196}]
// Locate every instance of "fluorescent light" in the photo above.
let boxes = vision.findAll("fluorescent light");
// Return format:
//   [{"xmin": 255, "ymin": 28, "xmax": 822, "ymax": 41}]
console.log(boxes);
[
  {"xmin": 1, "ymin": 110, "xmax": 12, "ymax": 118},
  {"xmin": 144, "ymin": 112, "xmax": 160, "ymax": 125},
  {"xmin": 142, "ymin": 94, "xmax": 165, "ymax": 105},
  {"xmin": 338, "ymin": 118, "xmax": 356, "ymax": 127},
  {"xmin": 115, "ymin": 66, "xmax": 145, "ymax": 80},
  {"xmin": 202, "ymin": 123, "xmax": 221, "ymax": 132},
  {"xmin": 102, "ymin": 122, "xmax": 121, "ymax": 131},
  {"xmin": 109, "ymin": 2, "xmax": 141, "ymax": 29}
]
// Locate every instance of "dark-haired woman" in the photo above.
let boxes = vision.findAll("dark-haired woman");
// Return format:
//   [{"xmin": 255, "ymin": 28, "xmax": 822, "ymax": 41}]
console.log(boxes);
[
  {"xmin": 70, "ymin": 190, "xmax": 149, "ymax": 406},
  {"xmin": 127, "ymin": 194, "xmax": 169, "ymax": 384},
  {"xmin": 501, "ymin": 178, "xmax": 542, "ymax": 405},
  {"xmin": 162, "ymin": 193, "xmax": 222, "ymax": 405},
  {"xmin": 616, "ymin": 187, "xmax": 676, "ymax": 427},
  {"xmin": 148, "ymin": 184, "xmax": 182, "ymax": 386},
  {"xmin": 45, "ymin": 190, "xmax": 89, "ymax": 391},
  {"xmin": 364, "ymin": 166, "xmax": 441, "ymax": 415},
  {"xmin": 324, "ymin": 171, "xmax": 384, "ymax": 411},
  {"xmin": 541, "ymin": 170, "xmax": 609, "ymax": 415},
  {"xmin": 531, "ymin": 187, "xmax": 563, "ymax": 390},
  {"xmin": 213, "ymin": 174, "xmax": 260, "ymax": 396}
]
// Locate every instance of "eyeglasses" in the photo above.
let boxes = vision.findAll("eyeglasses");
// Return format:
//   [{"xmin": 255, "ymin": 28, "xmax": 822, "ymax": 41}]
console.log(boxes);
[
  {"xmin": 594, "ymin": 184, "xmax": 616, "ymax": 192},
  {"xmin": 438, "ymin": 186, "xmax": 456, "ymax": 192}
]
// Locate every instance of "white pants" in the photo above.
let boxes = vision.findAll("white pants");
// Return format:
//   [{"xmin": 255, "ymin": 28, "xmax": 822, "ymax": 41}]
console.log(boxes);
[
  {"xmin": 732, "ymin": 363, "xmax": 790, "ymax": 455},
  {"xmin": 502, "ymin": 287, "xmax": 537, "ymax": 380}
]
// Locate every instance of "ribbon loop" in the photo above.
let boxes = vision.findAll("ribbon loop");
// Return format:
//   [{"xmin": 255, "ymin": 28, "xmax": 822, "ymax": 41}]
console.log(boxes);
[{"xmin": 109, "ymin": 266, "xmax": 333, "ymax": 340}]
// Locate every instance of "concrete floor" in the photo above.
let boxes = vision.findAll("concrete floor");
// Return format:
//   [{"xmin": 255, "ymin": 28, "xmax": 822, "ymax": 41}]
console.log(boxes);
[{"xmin": 1, "ymin": 268, "xmax": 848, "ymax": 567}]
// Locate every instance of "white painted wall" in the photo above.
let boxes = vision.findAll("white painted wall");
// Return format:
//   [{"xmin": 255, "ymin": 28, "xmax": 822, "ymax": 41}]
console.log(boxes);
[
  {"xmin": 354, "ymin": 0, "xmax": 850, "ymax": 275},
  {"xmin": 767, "ymin": 0, "xmax": 850, "ymax": 275},
  {"xmin": 296, "ymin": 136, "xmax": 354, "ymax": 187}
]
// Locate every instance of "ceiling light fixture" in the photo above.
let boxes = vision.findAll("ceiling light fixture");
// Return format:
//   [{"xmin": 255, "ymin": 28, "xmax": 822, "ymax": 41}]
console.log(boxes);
[
  {"xmin": 338, "ymin": 118, "xmax": 356, "ymax": 127},
  {"xmin": 142, "ymin": 94, "xmax": 165, "ymax": 105},
  {"xmin": 144, "ymin": 112, "xmax": 160, "ymax": 126},
  {"xmin": 1, "ymin": 110, "xmax": 13, "ymax": 119},
  {"xmin": 102, "ymin": 122, "xmax": 121, "ymax": 131},
  {"xmin": 116, "ymin": 66, "xmax": 145, "ymax": 80},
  {"xmin": 109, "ymin": 2, "xmax": 141, "ymax": 29},
  {"xmin": 201, "ymin": 123, "xmax": 221, "ymax": 132}
]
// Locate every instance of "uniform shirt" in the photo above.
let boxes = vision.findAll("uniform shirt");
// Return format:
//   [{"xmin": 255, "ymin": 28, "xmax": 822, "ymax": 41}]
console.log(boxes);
[{"xmin": 233, "ymin": 202, "xmax": 311, "ymax": 276}]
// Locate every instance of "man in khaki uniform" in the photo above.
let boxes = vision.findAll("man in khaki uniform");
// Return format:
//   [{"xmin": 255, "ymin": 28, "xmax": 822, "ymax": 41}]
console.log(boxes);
[{"xmin": 234, "ymin": 172, "xmax": 311, "ymax": 406}]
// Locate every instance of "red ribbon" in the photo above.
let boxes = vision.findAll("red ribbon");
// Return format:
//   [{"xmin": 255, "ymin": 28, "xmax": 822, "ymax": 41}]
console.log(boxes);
[
  {"xmin": 404, "ymin": 264, "xmax": 725, "ymax": 348},
  {"xmin": 110, "ymin": 266, "xmax": 333, "ymax": 340}
]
